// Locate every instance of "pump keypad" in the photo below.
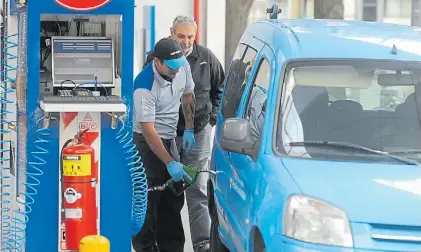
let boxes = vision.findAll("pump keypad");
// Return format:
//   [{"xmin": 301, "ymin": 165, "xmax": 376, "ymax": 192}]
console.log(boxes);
[{"xmin": 42, "ymin": 95, "xmax": 123, "ymax": 104}]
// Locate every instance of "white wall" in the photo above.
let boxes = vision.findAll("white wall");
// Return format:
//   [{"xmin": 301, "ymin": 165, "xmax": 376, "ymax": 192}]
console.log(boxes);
[
  {"xmin": 134, "ymin": 0, "xmax": 194, "ymax": 74},
  {"xmin": 206, "ymin": 0, "xmax": 226, "ymax": 71},
  {"xmin": 142, "ymin": 0, "xmax": 194, "ymax": 41},
  {"xmin": 134, "ymin": 0, "xmax": 227, "ymax": 73}
]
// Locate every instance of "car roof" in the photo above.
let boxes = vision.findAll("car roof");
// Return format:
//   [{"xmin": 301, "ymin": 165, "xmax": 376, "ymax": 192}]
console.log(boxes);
[{"xmin": 245, "ymin": 18, "xmax": 421, "ymax": 61}]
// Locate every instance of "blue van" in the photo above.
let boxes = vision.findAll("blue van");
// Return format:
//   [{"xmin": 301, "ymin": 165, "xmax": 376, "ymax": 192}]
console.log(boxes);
[{"xmin": 208, "ymin": 8, "xmax": 421, "ymax": 252}]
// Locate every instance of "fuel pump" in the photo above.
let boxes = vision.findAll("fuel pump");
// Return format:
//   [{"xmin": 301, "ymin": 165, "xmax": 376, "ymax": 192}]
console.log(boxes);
[
  {"xmin": 60, "ymin": 128, "xmax": 98, "ymax": 250},
  {"xmin": 4, "ymin": 0, "xmax": 148, "ymax": 250}
]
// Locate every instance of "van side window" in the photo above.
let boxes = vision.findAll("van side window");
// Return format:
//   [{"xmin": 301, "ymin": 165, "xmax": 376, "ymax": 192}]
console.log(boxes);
[
  {"xmin": 221, "ymin": 44, "xmax": 258, "ymax": 119},
  {"xmin": 244, "ymin": 59, "xmax": 271, "ymax": 142}
]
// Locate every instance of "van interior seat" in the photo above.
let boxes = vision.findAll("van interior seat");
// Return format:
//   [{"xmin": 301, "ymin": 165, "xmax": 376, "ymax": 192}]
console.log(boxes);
[
  {"xmin": 385, "ymin": 93, "xmax": 421, "ymax": 149},
  {"xmin": 395, "ymin": 93, "xmax": 417, "ymax": 118},
  {"xmin": 394, "ymin": 93, "xmax": 421, "ymax": 133},
  {"xmin": 325, "ymin": 100, "xmax": 369, "ymax": 145},
  {"xmin": 291, "ymin": 85, "xmax": 329, "ymax": 141},
  {"xmin": 328, "ymin": 100, "xmax": 363, "ymax": 130}
]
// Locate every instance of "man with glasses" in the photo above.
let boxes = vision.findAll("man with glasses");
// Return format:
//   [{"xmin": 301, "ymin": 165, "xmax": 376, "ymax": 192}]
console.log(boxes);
[
  {"xmin": 144, "ymin": 15, "xmax": 225, "ymax": 252},
  {"xmin": 132, "ymin": 37, "xmax": 196, "ymax": 252}
]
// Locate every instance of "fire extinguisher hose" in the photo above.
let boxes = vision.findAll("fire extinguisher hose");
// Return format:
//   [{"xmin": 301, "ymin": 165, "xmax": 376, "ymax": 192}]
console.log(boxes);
[{"xmin": 115, "ymin": 117, "xmax": 148, "ymax": 237}]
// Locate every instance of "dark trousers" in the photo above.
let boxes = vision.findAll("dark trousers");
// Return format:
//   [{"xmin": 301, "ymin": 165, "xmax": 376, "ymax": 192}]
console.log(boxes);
[{"xmin": 132, "ymin": 133, "xmax": 185, "ymax": 252}]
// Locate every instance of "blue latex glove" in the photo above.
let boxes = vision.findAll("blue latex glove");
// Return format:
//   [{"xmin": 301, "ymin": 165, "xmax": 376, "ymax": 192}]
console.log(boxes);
[
  {"xmin": 182, "ymin": 129, "xmax": 196, "ymax": 152},
  {"xmin": 166, "ymin": 161, "xmax": 191, "ymax": 182}
]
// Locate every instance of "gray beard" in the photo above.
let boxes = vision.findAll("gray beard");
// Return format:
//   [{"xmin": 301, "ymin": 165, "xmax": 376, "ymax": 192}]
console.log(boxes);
[{"xmin": 184, "ymin": 47, "xmax": 193, "ymax": 56}]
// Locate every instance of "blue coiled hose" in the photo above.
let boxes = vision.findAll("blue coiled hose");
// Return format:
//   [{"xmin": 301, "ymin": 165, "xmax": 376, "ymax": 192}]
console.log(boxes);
[
  {"xmin": 0, "ymin": 33, "xmax": 17, "ymax": 250},
  {"xmin": 4, "ymin": 115, "xmax": 51, "ymax": 251},
  {"xmin": 0, "ymin": 32, "xmax": 52, "ymax": 250},
  {"xmin": 115, "ymin": 117, "xmax": 148, "ymax": 237}
]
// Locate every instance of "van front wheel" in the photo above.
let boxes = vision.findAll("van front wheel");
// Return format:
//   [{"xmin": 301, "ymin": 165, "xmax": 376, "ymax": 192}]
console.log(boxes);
[{"xmin": 210, "ymin": 207, "xmax": 229, "ymax": 252}]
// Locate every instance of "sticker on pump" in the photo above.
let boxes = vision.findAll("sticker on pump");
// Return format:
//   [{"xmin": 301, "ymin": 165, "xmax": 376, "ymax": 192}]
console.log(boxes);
[
  {"xmin": 54, "ymin": 0, "xmax": 111, "ymax": 11},
  {"xmin": 64, "ymin": 188, "xmax": 82, "ymax": 204},
  {"xmin": 65, "ymin": 208, "xmax": 83, "ymax": 219}
]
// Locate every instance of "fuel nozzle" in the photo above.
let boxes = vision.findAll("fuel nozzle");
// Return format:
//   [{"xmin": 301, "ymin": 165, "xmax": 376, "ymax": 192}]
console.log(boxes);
[
  {"xmin": 167, "ymin": 165, "xmax": 198, "ymax": 196},
  {"xmin": 148, "ymin": 166, "xmax": 216, "ymax": 194},
  {"xmin": 182, "ymin": 164, "xmax": 198, "ymax": 184}
]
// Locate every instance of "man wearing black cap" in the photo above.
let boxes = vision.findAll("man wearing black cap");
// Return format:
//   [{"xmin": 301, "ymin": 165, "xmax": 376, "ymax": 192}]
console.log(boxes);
[
  {"xmin": 142, "ymin": 16, "xmax": 225, "ymax": 252},
  {"xmin": 132, "ymin": 37, "xmax": 196, "ymax": 252}
]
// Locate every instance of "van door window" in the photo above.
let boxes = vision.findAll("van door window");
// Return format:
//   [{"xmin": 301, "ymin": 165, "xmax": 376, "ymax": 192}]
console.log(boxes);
[
  {"xmin": 244, "ymin": 59, "xmax": 271, "ymax": 142},
  {"xmin": 221, "ymin": 44, "xmax": 258, "ymax": 119}
]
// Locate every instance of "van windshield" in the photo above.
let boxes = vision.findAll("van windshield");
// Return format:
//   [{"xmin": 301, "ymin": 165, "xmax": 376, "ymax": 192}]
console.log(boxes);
[{"xmin": 276, "ymin": 60, "xmax": 421, "ymax": 163}]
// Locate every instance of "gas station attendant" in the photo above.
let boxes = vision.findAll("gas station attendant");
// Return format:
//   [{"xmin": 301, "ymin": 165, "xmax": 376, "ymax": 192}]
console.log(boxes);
[{"xmin": 131, "ymin": 37, "xmax": 196, "ymax": 252}]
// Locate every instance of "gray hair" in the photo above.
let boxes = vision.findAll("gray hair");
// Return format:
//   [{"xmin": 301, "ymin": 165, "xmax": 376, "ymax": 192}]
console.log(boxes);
[{"xmin": 172, "ymin": 15, "xmax": 197, "ymax": 31}]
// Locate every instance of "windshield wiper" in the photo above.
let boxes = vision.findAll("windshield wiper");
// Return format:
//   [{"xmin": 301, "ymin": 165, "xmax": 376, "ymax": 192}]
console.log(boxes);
[{"xmin": 286, "ymin": 141, "xmax": 419, "ymax": 165}]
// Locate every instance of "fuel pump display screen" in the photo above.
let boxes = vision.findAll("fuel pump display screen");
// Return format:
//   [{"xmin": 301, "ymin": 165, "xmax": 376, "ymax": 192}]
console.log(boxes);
[
  {"xmin": 51, "ymin": 37, "xmax": 115, "ymax": 87},
  {"xmin": 63, "ymin": 154, "xmax": 92, "ymax": 176}
]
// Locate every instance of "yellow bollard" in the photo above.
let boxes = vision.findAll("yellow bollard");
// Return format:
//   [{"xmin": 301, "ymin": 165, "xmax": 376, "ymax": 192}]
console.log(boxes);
[{"xmin": 79, "ymin": 235, "xmax": 110, "ymax": 252}]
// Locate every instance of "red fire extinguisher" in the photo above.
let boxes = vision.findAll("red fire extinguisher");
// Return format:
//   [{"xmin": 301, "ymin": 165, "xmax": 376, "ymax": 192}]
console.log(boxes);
[{"xmin": 60, "ymin": 128, "xmax": 98, "ymax": 250}]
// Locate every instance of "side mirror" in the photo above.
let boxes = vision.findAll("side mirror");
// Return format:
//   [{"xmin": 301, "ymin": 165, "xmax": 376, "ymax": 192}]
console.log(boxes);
[{"xmin": 221, "ymin": 118, "xmax": 257, "ymax": 158}]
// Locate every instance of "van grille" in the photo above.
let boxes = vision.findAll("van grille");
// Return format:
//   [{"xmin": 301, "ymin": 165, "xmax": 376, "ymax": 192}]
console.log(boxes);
[{"xmin": 371, "ymin": 224, "xmax": 421, "ymax": 243}]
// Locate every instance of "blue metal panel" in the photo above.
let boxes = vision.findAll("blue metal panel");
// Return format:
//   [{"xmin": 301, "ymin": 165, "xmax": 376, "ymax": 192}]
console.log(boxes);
[
  {"xmin": 24, "ymin": 0, "xmax": 135, "ymax": 251},
  {"xmin": 150, "ymin": 6, "xmax": 155, "ymax": 50},
  {"xmin": 142, "ymin": 5, "xmax": 156, "ymax": 52},
  {"xmin": 10, "ymin": 0, "xmax": 18, "ymax": 15}
]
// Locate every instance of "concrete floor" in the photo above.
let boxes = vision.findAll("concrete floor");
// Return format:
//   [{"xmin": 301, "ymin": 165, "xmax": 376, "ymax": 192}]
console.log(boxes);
[
  {"xmin": 131, "ymin": 196, "xmax": 194, "ymax": 252},
  {"xmin": 182, "ymin": 201, "xmax": 194, "ymax": 252}
]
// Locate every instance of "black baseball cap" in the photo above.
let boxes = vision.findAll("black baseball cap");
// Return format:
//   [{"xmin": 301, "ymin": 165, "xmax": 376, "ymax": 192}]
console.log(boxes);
[{"xmin": 151, "ymin": 37, "xmax": 188, "ymax": 70}]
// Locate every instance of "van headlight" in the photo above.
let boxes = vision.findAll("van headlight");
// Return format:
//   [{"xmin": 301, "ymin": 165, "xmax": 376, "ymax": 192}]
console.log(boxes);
[{"xmin": 283, "ymin": 195, "xmax": 353, "ymax": 247}]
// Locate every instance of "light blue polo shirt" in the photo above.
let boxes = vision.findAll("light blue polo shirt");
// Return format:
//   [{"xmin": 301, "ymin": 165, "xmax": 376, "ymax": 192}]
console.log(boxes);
[{"xmin": 133, "ymin": 61, "xmax": 195, "ymax": 139}]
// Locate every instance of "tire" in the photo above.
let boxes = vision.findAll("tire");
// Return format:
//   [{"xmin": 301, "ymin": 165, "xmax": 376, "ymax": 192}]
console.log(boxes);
[
  {"xmin": 210, "ymin": 207, "xmax": 230, "ymax": 252},
  {"xmin": 253, "ymin": 231, "xmax": 266, "ymax": 252}
]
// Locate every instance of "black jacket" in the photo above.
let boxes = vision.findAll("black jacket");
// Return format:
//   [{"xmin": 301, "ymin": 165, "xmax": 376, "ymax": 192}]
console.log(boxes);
[{"xmin": 143, "ymin": 42, "xmax": 225, "ymax": 135}]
